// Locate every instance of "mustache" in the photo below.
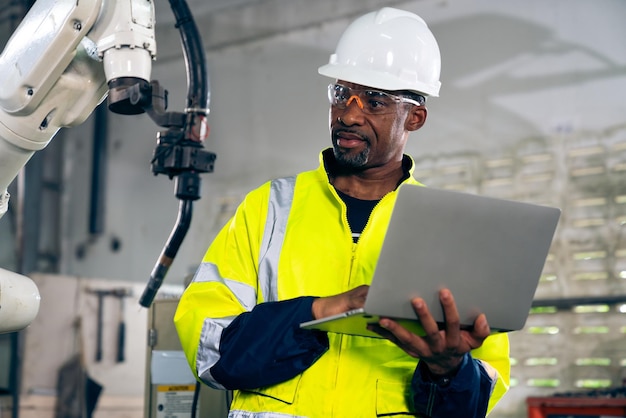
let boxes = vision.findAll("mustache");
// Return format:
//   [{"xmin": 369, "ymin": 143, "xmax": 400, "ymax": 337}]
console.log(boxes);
[{"xmin": 332, "ymin": 128, "xmax": 369, "ymax": 143}]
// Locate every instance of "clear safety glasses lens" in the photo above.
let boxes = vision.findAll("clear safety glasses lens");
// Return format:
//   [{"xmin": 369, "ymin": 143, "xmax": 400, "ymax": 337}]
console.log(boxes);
[{"xmin": 327, "ymin": 84, "xmax": 423, "ymax": 115}]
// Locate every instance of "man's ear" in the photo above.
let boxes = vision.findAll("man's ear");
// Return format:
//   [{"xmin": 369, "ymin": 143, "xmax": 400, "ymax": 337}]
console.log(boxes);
[{"xmin": 405, "ymin": 106, "xmax": 427, "ymax": 132}]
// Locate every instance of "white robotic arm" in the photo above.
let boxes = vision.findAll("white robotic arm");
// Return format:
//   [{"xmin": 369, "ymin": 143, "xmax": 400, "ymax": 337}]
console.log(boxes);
[{"xmin": 0, "ymin": 0, "xmax": 156, "ymax": 333}]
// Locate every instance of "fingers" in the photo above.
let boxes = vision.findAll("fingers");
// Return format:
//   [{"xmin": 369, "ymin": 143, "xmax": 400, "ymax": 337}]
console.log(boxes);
[
  {"xmin": 378, "ymin": 288, "xmax": 491, "ymax": 367},
  {"xmin": 411, "ymin": 297, "xmax": 441, "ymax": 340},
  {"xmin": 439, "ymin": 289, "xmax": 490, "ymax": 347},
  {"xmin": 376, "ymin": 318, "xmax": 425, "ymax": 358},
  {"xmin": 312, "ymin": 285, "xmax": 370, "ymax": 319},
  {"xmin": 374, "ymin": 298, "xmax": 439, "ymax": 358},
  {"xmin": 472, "ymin": 313, "xmax": 491, "ymax": 341},
  {"xmin": 350, "ymin": 284, "xmax": 369, "ymax": 305},
  {"xmin": 345, "ymin": 284, "xmax": 369, "ymax": 312},
  {"xmin": 438, "ymin": 288, "xmax": 461, "ymax": 344}
]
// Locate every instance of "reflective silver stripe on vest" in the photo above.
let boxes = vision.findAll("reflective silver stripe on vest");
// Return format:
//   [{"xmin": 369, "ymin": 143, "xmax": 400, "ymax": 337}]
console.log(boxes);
[
  {"xmin": 193, "ymin": 263, "xmax": 257, "ymax": 389},
  {"xmin": 258, "ymin": 176, "xmax": 296, "ymax": 303},
  {"xmin": 193, "ymin": 262, "xmax": 257, "ymax": 310},
  {"xmin": 193, "ymin": 179, "xmax": 296, "ymax": 389},
  {"xmin": 229, "ymin": 410, "xmax": 307, "ymax": 418},
  {"xmin": 197, "ymin": 316, "xmax": 235, "ymax": 390}
]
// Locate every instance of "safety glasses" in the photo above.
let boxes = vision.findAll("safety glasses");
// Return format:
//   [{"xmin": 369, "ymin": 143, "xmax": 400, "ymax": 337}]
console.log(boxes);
[{"xmin": 327, "ymin": 83, "xmax": 424, "ymax": 115}]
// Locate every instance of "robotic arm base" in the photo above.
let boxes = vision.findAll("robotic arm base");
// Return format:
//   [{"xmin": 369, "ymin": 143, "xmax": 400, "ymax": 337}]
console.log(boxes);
[{"xmin": 0, "ymin": 269, "xmax": 41, "ymax": 334}]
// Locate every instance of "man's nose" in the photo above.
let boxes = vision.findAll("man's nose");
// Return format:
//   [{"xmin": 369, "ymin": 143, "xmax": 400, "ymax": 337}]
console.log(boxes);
[{"xmin": 337, "ymin": 94, "xmax": 367, "ymax": 126}]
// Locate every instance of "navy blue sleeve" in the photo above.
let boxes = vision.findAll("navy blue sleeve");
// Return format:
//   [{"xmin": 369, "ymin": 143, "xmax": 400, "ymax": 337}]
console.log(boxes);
[
  {"xmin": 412, "ymin": 353, "xmax": 496, "ymax": 418},
  {"xmin": 210, "ymin": 296, "xmax": 329, "ymax": 390}
]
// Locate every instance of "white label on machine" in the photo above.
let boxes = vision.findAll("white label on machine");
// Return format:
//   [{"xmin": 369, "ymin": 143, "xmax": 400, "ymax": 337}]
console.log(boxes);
[
  {"xmin": 155, "ymin": 384, "xmax": 198, "ymax": 418},
  {"xmin": 151, "ymin": 350, "xmax": 196, "ymax": 384}
]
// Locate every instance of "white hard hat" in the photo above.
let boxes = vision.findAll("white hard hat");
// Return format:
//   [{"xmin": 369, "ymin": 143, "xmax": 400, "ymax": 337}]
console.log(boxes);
[{"xmin": 318, "ymin": 7, "xmax": 441, "ymax": 97}]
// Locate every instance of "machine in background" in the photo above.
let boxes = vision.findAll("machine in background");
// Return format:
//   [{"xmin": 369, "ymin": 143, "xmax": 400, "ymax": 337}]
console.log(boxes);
[{"xmin": 145, "ymin": 299, "xmax": 230, "ymax": 418}]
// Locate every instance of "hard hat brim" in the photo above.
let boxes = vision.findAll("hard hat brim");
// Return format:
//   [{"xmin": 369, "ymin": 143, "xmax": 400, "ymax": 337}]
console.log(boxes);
[{"xmin": 318, "ymin": 64, "xmax": 440, "ymax": 98}]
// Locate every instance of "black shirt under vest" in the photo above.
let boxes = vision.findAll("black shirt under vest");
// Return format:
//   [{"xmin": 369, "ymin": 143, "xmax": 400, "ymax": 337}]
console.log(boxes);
[{"xmin": 335, "ymin": 189, "xmax": 380, "ymax": 243}]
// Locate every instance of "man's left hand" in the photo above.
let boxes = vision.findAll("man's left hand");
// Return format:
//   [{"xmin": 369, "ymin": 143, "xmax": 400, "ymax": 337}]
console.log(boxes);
[{"xmin": 371, "ymin": 288, "xmax": 490, "ymax": 376}]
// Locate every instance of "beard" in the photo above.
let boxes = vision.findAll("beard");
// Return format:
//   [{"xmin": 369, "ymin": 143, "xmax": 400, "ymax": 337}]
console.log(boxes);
[{"xmin": 332, "ymin": 141, "xmax": 370, "ymax": 168}]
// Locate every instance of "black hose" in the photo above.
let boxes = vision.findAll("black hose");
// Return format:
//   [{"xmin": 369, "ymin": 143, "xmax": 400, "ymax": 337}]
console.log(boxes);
[
  {"xmin": 191, "ymin": 381, "xmax": 201, "ymax": 417},
  {"xmin": 139, "ymin": 0, "xmax": 210, "ymax": 308},
  {"xmin": 139, "ymin": 198, "xmax": 193, "ymax": 307},
  {"xmin": 89, "ymin": 102, "xmax": 108, "ymax": 235},
  {"xmin": 168, "ymin": 0, "xmax": 210, "ymax": 111}
]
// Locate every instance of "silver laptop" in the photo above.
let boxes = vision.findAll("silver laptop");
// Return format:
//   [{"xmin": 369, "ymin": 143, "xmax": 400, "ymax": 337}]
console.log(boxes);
[{"xmin": 300, "ymin": 185, "xmax": 561, "ymax": 338}]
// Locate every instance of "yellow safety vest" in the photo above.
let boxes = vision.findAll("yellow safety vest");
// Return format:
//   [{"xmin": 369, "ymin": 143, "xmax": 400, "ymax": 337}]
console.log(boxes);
[{"xmin": 175, "ymin": 151, "xmax": 510, "ymax": 417}]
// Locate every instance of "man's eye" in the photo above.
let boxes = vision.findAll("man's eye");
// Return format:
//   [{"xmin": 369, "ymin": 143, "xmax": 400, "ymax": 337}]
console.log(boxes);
[
  {"xmin": 368, "ymin": 99, "xmax": 387, "ymax": 108},
  {"xmin": 334, "ymin": 89, "xmax": 349, "ymax": 100},
  {"xmin": 366, "ymin": 92, "xmax": 392, "ymax": 105}
]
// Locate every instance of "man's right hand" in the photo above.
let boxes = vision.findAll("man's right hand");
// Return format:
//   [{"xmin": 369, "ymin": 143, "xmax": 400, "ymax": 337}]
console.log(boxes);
[{"xmin": 311, "ymin": 285, "xmax": 369, "ymax": 319}]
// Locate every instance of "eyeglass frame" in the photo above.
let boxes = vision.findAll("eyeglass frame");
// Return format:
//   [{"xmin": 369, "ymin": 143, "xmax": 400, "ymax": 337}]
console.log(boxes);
[{"xmin": 327, "ymin": 83, "xmax": 425, "ymax": 115}]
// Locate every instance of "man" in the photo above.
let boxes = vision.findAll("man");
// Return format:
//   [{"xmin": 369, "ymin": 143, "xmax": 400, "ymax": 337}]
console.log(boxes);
[{"xmin": 175, "ymin": 7, "xmax": 510, "ymax": 417}]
